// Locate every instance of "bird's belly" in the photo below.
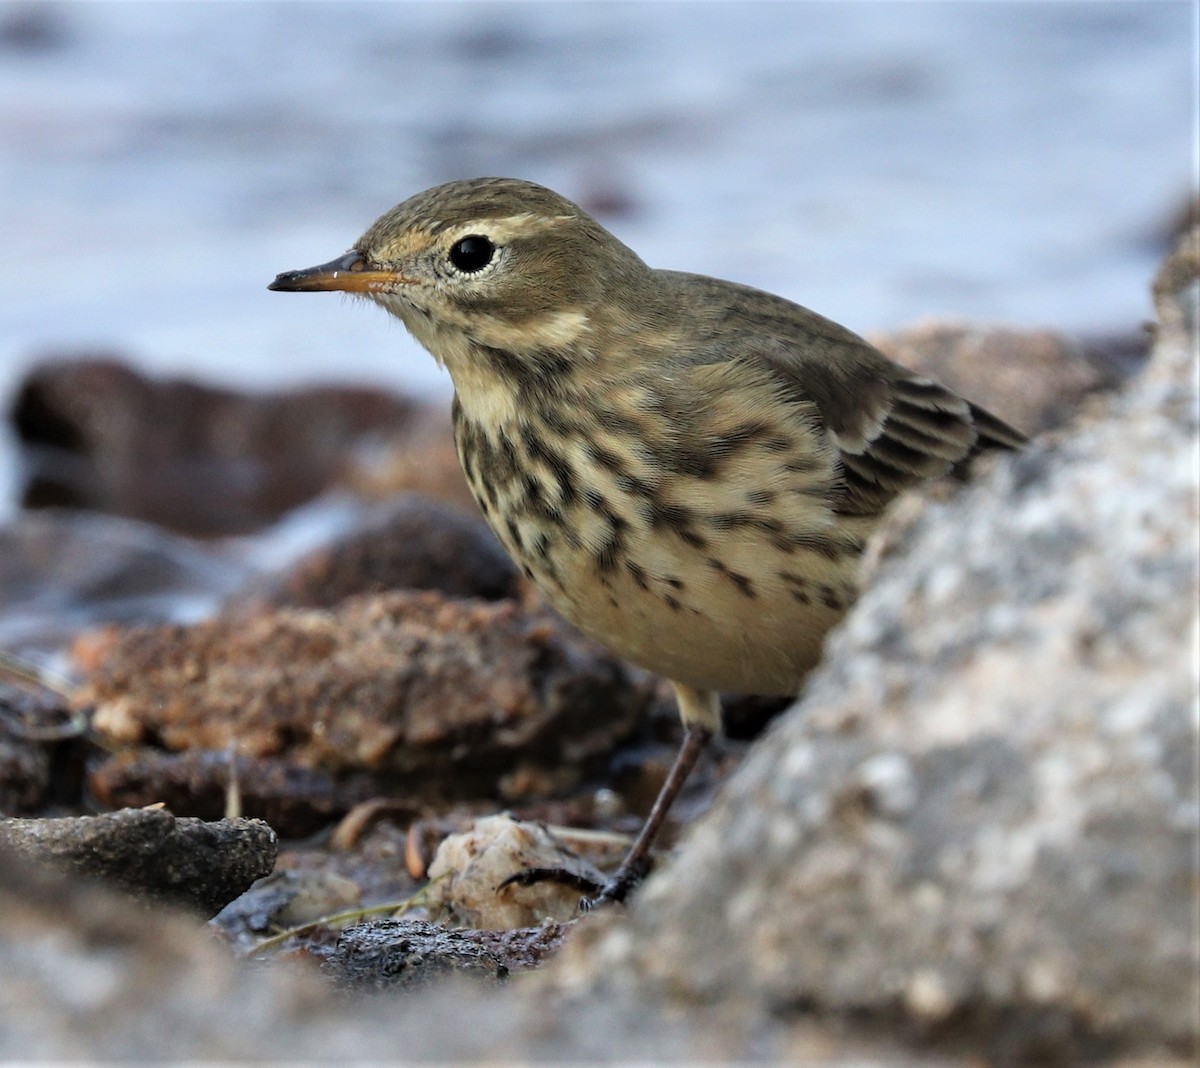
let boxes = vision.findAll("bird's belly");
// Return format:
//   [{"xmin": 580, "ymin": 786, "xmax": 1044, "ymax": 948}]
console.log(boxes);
[
  {"xmin": 455, "ymin": 417, "xmax": 868, "ymax": 695},
  {"xmin": 452, "ymin": 380, "xmax": 874, "ymax": 695},
  {"xmin": 526, "ymin": 521, "xmax": 857, "ymax": 694}
]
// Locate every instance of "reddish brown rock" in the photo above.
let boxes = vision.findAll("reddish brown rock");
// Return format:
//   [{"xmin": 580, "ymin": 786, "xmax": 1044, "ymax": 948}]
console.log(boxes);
[
  {"xmin": 240, "ymin": 494, "xmax": 520, "ymax": 610},
  {"xmin": 870, "ymin": 321, "xmax": 1137, "ymax": 436},
  {"xmin": 10, "ymin": 357, "xmax": 431, "ymax": 536},
  {"xmin": 78, "ymin": 591, "xmax": 651, "ymax": 804}
]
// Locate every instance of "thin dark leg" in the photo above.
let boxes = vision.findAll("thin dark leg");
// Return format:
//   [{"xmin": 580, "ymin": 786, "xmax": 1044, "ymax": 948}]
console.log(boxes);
[{"xmin": 583, "ymin": 723, "xmax": 713, "ymax": 908}]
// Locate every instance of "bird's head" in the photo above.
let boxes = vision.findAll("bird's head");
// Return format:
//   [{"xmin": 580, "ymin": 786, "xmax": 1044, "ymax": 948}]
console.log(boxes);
[{"xmin": 269, "ymin": 177, "xmax": 652, "ymax": 372}]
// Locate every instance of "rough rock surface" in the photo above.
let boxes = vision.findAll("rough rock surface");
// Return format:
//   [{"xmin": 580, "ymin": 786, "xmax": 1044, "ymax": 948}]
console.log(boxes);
[
  {"xmin": 322, "ymin": 918, "xmax": 509, "ymax": 989},
  {"xmin": 0, "ymin": 809, "xmax": 277, "ymax": 916},
  {"xmin": 240, "ymin": 494, "xmax": 520, "ymax": 609},
  {"xmin": 323, "ymin": 917, "xmax": 576, "ymax": 989},
  {"xmin": 6, "ymin": 853, "xmax": 841, "ymax": 1063},
  {"xmin": 554, "ymin": 230, "xmax": 1200, "ymax": 1063},
  {"xmin": 78, "ymin": 590, "xmax": 652, "ymax": 803}
]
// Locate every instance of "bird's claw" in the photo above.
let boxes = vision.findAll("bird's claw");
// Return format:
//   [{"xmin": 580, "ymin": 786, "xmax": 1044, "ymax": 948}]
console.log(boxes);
[
  {"xmin": 578, "ymin": 878, "xmax": 630, "ymax": 912},
  {"xmin": 496, "ymin": 866, "xmax": 605, "ymax": 897},
  {"xmin": 579, "ymin": 854, "xmax": 652, "ymax": 910},
  {"xmin": 497, "ymin": 859, "xmax": 650, "ymax": 911}
]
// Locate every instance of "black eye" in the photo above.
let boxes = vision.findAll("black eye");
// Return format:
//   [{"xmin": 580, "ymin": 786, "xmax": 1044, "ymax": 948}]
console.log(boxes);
[{"xmin": 449, "ymin": 235, "xmax": 495, "ymax": 273}]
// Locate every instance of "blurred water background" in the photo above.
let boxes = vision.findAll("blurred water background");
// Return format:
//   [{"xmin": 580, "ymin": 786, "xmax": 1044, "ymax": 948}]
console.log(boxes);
[{"xmin": 0, "ymin": 0, "xmax": 1194, "ymax": 517}]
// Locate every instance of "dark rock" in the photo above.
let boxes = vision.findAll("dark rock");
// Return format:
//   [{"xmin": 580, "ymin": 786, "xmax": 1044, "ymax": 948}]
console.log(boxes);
[
  {"xmin": 324, "ymin": 918, "xmax": 508, "ymax": 989},
  {"xmin": 10, "ymin": 357, "xmax": 426, "ymax": 536},
  {"xmin": 0, "ymin": 677, "xmax": 85, "ymax": 814},
  {"xmin": 322, "ymin": 915, "xmax": 573, "ymax": 990},
  {"xmin": 0, "ymin": 728, "xmax": 50, "ymax": 815},
  {"xmin": 0, "ymin": 509, "xmax": 253, "ymax": 656},
  {"xmin": 0, "ymin": 685, "xmax": 55, "ymax": 813},
  {"xmin": 0, "ymin": 808, "xmax": 277, "ymax": 916},
  {"xmin": 78, "ymin": 590, "xmax": 652, "ymax": 804},
  {"xmin": 239, "ymin": 494, "xmax": 520, "ymax": 610},
  {"xmin": 556, "ymin": 229, "xmax": 1200, "ymax": 1063},
  {"xmin": 215, "ymin": 868, "xmax": 363, "ymax": 943},
  {"xmin": 88, "ymin": 749, "xmax": 381, "ymax": 838},
  {"xmin": 483, "ymin": 919, "xmax": 575, "ymax": 972}
]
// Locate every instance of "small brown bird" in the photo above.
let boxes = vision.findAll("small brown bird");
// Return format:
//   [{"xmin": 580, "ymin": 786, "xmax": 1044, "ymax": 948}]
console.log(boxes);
[{"xmin": 270, "ymin": 177, "xmax": 1024, "ymax": 904}]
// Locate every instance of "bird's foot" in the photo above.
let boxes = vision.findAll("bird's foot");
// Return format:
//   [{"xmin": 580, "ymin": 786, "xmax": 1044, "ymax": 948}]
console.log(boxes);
[
  {"xmin": 497, "ymin": 854, "xmax": 651, "ymax": 912},
  {"xmin": 496, "ymin": 866, "xmax": 605, "ymax": 898}
]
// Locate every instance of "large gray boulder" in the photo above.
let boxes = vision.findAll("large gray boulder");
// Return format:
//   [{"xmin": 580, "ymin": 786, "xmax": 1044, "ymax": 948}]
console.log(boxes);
[{"xmin": 556, "ymin": 229, "xmax": 1199, "ymax": 1064}]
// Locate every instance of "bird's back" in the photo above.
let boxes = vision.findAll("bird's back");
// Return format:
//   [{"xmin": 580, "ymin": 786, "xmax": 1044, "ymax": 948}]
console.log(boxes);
[{"xmin": 653, "ymin": 269, "xmax": 1026, "ymax": 517}]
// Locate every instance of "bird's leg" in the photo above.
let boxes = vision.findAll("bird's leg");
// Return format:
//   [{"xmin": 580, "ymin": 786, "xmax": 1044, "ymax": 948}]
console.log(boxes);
[
  {"xmin": 581, "ymin": 684, "xmax": 719, "ymax": 908},
  {"xmin": 498, "ymin": 685, "xmax": 719, "ymax": 908}
]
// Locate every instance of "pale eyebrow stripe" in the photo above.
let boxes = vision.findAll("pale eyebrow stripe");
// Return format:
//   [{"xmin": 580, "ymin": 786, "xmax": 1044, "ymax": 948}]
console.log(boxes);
[{"xmin": 447, "ymin": 213, "xmax": 576, "ymax": 243}]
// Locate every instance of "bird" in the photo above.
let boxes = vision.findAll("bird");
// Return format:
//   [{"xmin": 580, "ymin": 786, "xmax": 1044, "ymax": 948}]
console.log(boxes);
[{"xmin": 269, "ymin": 177, "xmax": 1025, "ymax": 905}]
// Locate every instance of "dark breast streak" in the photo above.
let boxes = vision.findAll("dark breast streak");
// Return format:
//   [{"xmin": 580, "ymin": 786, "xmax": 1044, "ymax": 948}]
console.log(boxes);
[
  {"xmin": 449, "ymin": 356, "xmax": 868, "ymax": 694},
  {"xmin": 451, "ymin": 371, "xmax": 859, "ymax": 610},
  {"xmin": 453, "ymin": 396, "xmax": 578, "ymax": 593}
]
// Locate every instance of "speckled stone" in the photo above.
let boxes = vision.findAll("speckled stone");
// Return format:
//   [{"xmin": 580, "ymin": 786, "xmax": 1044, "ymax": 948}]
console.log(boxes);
[{"xmin": 555, "ymin": 229, "xmax": 1200, "ymax": 1064}]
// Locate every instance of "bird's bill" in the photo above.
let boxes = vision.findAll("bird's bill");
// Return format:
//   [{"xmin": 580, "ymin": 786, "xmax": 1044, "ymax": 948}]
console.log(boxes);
[{"xmin": 268, "ymin": 252, "xmax": 414, "ymax": 293}]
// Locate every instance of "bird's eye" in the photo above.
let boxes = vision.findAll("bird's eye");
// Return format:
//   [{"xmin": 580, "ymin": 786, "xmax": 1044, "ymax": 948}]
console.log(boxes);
[{"xmin": 448, "ymin": 235, "xmax": 495, "ymax": 273}]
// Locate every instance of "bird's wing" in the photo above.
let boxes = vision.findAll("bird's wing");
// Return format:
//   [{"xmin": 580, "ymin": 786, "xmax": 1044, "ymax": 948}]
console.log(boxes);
[
  {"xmin": 823, "ymin": 374, "xmax": 1025, "ymax": 516},
  {"xmin": 704, "ymin": 285, "xmax": 1026, "ymax": 517}
]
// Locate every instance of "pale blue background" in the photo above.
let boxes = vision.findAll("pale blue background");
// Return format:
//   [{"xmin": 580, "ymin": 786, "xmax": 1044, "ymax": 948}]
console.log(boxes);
[{"xmin": 0, "ymin": 0, "xmax": 1194, "ymax": 510}]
